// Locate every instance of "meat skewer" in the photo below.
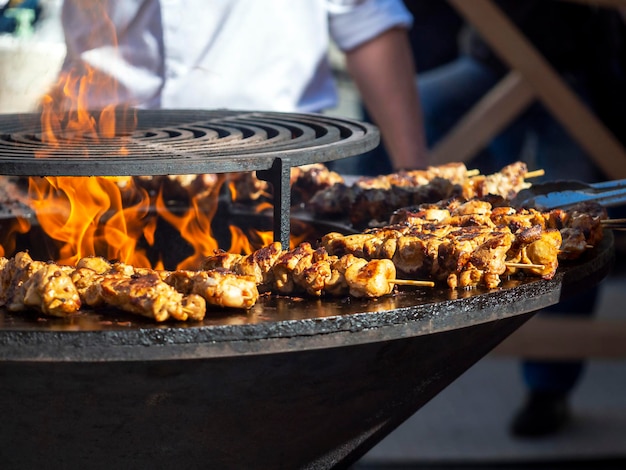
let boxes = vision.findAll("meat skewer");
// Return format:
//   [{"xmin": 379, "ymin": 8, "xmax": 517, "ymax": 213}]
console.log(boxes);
[
  {"xmin": 308, "ymin": 162, "xmax": 538, "ymax": 228},
  {"xmin": 1, "ymin": 243, "xmax": 430, "ymax": 321},
  {"xmin": 71, "ymin": 256, "xmax": 257, "ymax": 319},
  {"xmin": 100, "ymin": 271, "xmax": 206, "ymax": 322},
  {"xmin": 0, "ymin": 252, "xmax": 260, "ymax": 321},
  {"xmin": 200, "ymin": 242, "xmax": 435, "ymax": 299},
  {"xmin": 392, "ymin": 198, "xmax": 607, "ymax": 260},
  {"xmin": 319, "ymin": 194, "xmax": 605, "ymax": 289}
]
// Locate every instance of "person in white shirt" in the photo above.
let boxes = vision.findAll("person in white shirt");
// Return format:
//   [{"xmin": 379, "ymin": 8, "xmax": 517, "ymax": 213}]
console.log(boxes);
[{"xmin": 59, "ymin": 0, "xmax": 428, "ymax": 171}]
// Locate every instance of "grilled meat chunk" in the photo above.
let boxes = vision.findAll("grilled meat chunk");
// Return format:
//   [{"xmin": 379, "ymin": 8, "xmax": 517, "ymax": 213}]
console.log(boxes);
[
  {"xmin": 200, "ymin": 242, "xmax": 283, "ymax": 292},
  {"xmin": 521, "ymin": 229, "xmax": 562, "ymax": 279},
  {"xmin": 344, "ymin": 258, "xmax": 396, "ymax": 298},
  {"xmin": 273, "ymin": 242, "xmax": 316, "ymax": 294},
  {"xmin": 100, "ymin": 271, "xmax": 206, "ymax": 322},
  {"xmin": 22, "ymin": 263, "xmax": 81, "ymax": 316},
  {"xmin": 166, "ymin": 268, "xmax": 258, "ymax": 310},
  {"xmin": 0, "ymin": 251, "xmax": 81, "ymax": 317},
  {"xmin": 190, "ymin": 269, "xmax": 258, "ymax": 309}
]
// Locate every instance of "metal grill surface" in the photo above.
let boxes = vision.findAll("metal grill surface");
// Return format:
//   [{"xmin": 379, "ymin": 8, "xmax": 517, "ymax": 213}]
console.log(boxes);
[{"xmin": 0, "ymin": 109, "xmax": 379, "ymax": 176}]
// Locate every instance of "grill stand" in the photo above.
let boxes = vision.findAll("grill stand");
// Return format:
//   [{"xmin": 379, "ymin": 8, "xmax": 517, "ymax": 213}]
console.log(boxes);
[{"xmin": 257, "ymin": 157, "xmax": 292, "ymax": 249}]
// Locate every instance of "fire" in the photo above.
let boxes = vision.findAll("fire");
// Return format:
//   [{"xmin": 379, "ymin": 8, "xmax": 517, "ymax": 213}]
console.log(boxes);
[
  {"xmin": 229, "ymin": 226, "xmax": 258, "ymax": 255},
  {"xmin": 27, "ymin": 175, "xmax": 154, "ymax": 267},
  {"xmin": 0, "ymin": 217, "xmax": 31, "ymax": 258},
  {"xmin": 16, "ymin": 0, "xmax": 155, "ymax": 267},
  {"xmin": 155, "ymin": 183, "xmax": 221, "ymax": 270}
]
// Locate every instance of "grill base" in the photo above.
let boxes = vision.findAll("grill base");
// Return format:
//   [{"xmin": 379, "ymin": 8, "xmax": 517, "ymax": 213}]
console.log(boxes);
[{"xmin": 0, "ymin": 313, "xmax": 530, "ymax": 470}]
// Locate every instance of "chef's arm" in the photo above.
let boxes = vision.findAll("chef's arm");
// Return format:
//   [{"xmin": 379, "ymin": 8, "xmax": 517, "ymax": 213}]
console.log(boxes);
[{"xmin": 345, "ymin": 26, "xmax": 429, "ymax": 171}]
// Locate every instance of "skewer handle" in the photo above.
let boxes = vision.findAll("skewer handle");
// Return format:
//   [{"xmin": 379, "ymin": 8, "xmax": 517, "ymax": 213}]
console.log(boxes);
[
  {"xmin": 391, "ymin": 279, "xmax": 435, "ymax": 287},
  {"xmin": 524, "ymin": 169, "xmax": 545, "ymax": 179},
  {"xmin": 601, "ymin": 218, "xmax": 626, "ymax": 230},
  {"xmin": 505, "ymin": 262, "xmax": 545, "ymax": 269}
]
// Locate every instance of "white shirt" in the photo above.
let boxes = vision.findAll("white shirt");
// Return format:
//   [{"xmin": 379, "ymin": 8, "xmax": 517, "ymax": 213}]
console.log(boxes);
[{"xmin": 60, "ymin": 0, "xmax": 412, "ymax": 112}]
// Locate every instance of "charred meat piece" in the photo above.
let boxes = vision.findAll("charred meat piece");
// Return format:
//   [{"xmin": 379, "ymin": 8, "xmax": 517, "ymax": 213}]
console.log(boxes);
[
  {"xmin": 22, "ymin": 263, "xmax": 81, "ymax": 317},
  {"xmin": 521, "ymin": 229, "xmax": 562, "ymax": 279},
  {"xmin": 564, "ymin": 202, "xmax": 607, "ymax": 247},
  {"xmin": 290, "ymin": 163, "xmax": 345, "ymax": 205},
  {"xmin": 200, "ymin": 242, "xmax": 283, "ymax": 292},
  {"xmin": 344, "ymin": 258, "xmax": 396, "ymax": 298},
  {"xmin": 0, "ymin": 251, "xmax": 81, "ymax": 317},
  {"xmin": 462, "ymin": 162, "xmax": 531, "ymax": 200},
  {"xmin": 392, "ymin": 233, "xmax": 443, "ymax": 278},
  {"xmin": 298, "ymin": 256, "xmax": 335, "ymax": 297},
  {"xmin": 164, "ymin": 268, "xmax": 258, "ymax": 310},
  {"xmin": 558, "ymin": 228, "xmax": 589, "ymax": 260},
  {"xmin": 190, "ymin": 269, "xmax": 258, "ymax": 310},
  {"xmin": 71, "ymin": 267, "xmax": 106, "ymax": 308},
  {"xmin": 70, "ymin": 256, "xmax": 114, "ymax": 307},
  {"xmin": 100, "ymin": 271, "xmax": 206, "ymax": 322},
  {"xmin": 273, "ymin": 242, "xmax": 316, "ymax": 294}
]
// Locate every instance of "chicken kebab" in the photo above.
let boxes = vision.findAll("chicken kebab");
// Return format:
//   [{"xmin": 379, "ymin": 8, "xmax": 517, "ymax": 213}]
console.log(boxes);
[
  {"xmin": 0, "ymin": 243, "xmax": 414, "ymax": 321},
  {"xmin": 0, "ymin": 197, "xmax": 607, "ymax": 320},
  {"xmin": 0, "ymin": 251, "xmax": 259, "ymax": 321},
  {"xmin": 307, "ymin": 161, "xmax": 539, "ymax": 228},
  {"xmin": 320, "ymin": 198, "xmax": 607, "ymax": 290},
  {"xmin": 200, "ymin": 241, "xmax": 411, "ymax": 300}
]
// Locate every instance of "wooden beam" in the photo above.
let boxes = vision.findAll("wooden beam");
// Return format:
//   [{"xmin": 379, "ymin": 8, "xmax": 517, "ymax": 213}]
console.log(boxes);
[
  {"xmin": 430, "ymin": 70, "xmax": 536, "ymax": 165},
  {"xmin": 447, "ymin": 0, "xmax": 626, "ymax": 179}
]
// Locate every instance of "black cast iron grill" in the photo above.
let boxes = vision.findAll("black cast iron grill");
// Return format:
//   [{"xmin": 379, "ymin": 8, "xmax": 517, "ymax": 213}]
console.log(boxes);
[
  {"xmin": 0, "ymin": 109, "xmax": 379, "ymax": 247},
  {"xmin": 0, "ymin": 109, "xmax": 616, "ymax": 469}
]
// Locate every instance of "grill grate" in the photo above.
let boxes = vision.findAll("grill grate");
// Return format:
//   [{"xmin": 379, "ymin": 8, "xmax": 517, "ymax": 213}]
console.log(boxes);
[{"xmin": 0, "ymin": 109, "xmax": 379, "ymax": 176}]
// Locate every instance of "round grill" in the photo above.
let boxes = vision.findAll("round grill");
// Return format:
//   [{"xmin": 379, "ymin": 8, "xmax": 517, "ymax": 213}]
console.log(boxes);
[{"xmin": 0, "ymin": 109, "xmax": 379, "ymax": 176}]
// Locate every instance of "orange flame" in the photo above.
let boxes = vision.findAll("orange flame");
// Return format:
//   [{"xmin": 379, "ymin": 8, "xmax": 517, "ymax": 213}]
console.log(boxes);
[
  {"xmin": 228, "ymin": 226, "xmax": 257, "ymax": 255},
  {"xmin": 27, "ymin": 176, "xmax": 154, "ymax": 266},
  {"xmin": 0, "ymin": 217, "xmax": 31, "ymax": 258},
  {"xmin": 155, "ymin": 181, "xmax": 223, "ymax": 270}
]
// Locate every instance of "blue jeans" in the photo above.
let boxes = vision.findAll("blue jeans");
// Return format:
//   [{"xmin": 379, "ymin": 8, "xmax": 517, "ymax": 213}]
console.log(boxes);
[{"xmin": 418, "ymin": 55, "xmax": 601, "ymax": 394}]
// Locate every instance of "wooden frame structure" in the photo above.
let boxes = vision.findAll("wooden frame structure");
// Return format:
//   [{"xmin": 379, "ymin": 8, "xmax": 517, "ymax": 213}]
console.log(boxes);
[{"xmin": 433, "ymin": 0, "xmax": 626, "ymax": 180}]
